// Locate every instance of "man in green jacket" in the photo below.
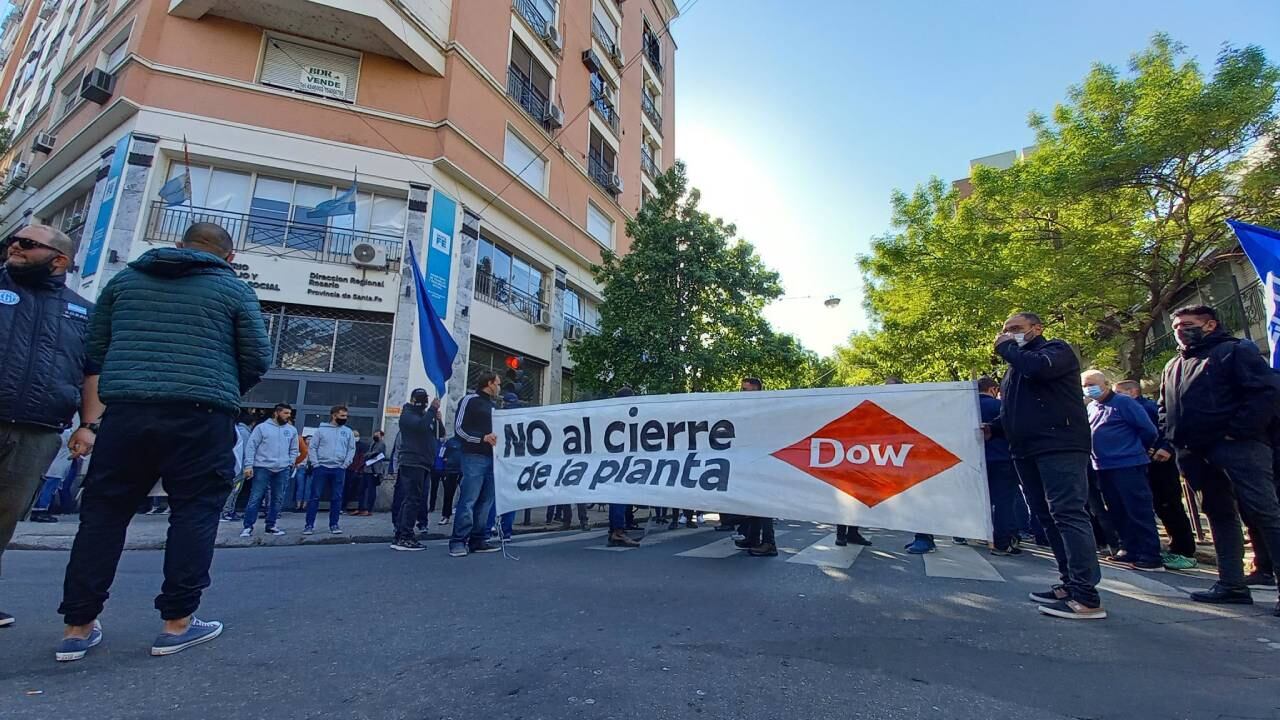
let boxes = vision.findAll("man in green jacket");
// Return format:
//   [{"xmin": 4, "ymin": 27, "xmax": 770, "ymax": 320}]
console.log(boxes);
[{"xmin": 56, "ymin": 223, "xmax": 271, "ymax": 662}]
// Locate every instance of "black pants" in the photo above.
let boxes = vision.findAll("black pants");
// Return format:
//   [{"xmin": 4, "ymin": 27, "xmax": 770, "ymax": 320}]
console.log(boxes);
[
  {"xmin": 59, "ymin": 402, "xmax": 235, "ymax": 626},
  {"xmin": 547, "ymin": 504, "xmax": 587, "ymax": 525},
  {"xmin": 427, "ymin": 471, "xmax": 459, "ymax": 518},
  {"xmin": 1086, "ymin": 467, "xmax": 1121, "ymax": 552},
  {"xmin": 1015, "ymin": 452, "xmax": 1101, "ymax": 605},
  {"xmin": 1148, "ymin": 457, "xmax": 1196, "ymax": 558},
  {"xmin": 1178, "ymin": 439, "xmax": 1280, "ymax": 590},
  {"xmin": 394, "ymin": 466, "xmax": 428, "ymax": 539},
  {"xmin": 743, "ymin": 516, "xmax": 775, "ymax": 546}
]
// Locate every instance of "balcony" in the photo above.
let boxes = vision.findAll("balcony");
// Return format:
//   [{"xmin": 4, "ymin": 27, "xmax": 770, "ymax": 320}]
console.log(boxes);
[
  {"xmin": 475, "ymin": 268, "xmax": 546, "ymax": 325},
  {"xmin": 642, "ymin": 31, "xmax": 663, "ymax": 77},
  {"xmin": 143, "ymin": 202, "xmax": 404, "ymax": 270},
  {"xmin": 641, "ymin": 148, "xmax": 658, "ymax": 179},
  {"xmin": 641, "ymin": 93, "xmax": 663, "ymax": 134},
  {"xmin": 1142, "ymin": 279, "xmax": 1265, "ymax": 364},
  {"xmin": 564, "ymin": 314, "xmax": 600, "ymax": 339},
  {"xmin": 507, "ymin": 66, "xmax": 555, "ymax": 132},
  {"xmin": 168, "ymin": 0, "xmax": 448, "ymax": 76},
  {"xmin": 513, "ymin": 0, "xmax": 549, "ymax": 36},
  {"xmin": 590, "ymin": 76, "xmax": 619, "ymax": 133},
  {"xmin": 591, "ymin": 15, "xmax": 619, "ymax": 63},
  {"xmin": 588, "ymin": 153, "xmax": 618, "ymax": 196}
]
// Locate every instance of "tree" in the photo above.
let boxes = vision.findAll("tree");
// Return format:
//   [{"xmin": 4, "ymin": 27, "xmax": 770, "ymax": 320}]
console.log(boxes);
[
  {"xmin": 0, "ymin": 111, "xmax": 11, "ymax": 157},
  {"xmin": 571, "ymin": 161, "xmax": 815, "ymax": 394},
  {"xmin": 838, "ymin": 35, "xmax": 1280, "ymax": 382}
]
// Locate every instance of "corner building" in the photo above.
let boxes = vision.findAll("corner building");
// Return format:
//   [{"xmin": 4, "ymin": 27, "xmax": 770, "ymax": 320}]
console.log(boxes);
[{"xmin": 0, "ymin": 0, "xmax": 678, "ymax": 436}]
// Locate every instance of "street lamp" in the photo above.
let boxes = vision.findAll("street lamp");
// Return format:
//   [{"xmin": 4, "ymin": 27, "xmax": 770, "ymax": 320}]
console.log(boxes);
[{"xmin": 823, "ymin": 295, "xmax": 841, "ymax": 309}]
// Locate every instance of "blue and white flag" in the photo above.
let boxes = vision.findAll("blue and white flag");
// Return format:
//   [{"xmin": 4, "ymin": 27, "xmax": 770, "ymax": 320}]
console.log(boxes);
[
  {"xmin": 158, "ymin": 171, "xmax": 190, "ymax": 207},
  {"xmin": 308, "ymin": 171, "xmax": 357, "ymax": 219},
  {"xmin": 1227, "ymin": 219, "xmax": 1280, "ymax": 369},
  {"xmin": 406, "ymin": 239, "xmax": 459, "ymax": 398}
]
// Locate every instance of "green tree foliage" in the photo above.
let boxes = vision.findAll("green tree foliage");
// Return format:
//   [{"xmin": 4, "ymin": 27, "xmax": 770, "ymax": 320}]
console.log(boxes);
[
  {"xmin": 572, "ymin": 161, "xmax": 819, "ymax": 395},
  {"xmin": 837, "ymin": 35, "xmax": 1280, "ymax": 382},
  {"xmin": 0, "ymin": 111, "xmax": 11, "ymax": 157}
]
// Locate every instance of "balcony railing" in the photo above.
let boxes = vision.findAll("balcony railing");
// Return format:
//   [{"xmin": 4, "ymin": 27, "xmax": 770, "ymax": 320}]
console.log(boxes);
[
  {"xmin": 641, "ymin": 92, "xmax": 663, "ymax": 133},
  {"xmin": 642, "ymin": 32, "xmax": 662, "ymax": 76},
  {"xmin": 565, "ymin": 314, "xmax": 600, "ymax": 338},
  {"xmin": 507, "ymin": 66, "xmax": 553, "ymax": 132},
  {"xmin": 588, "ymin": 153, "xmax": 617, "ymax": 195},
  {"xmin": 512, "ymin": 0, "xmax": 549, "ymax": 34},
  {"xmin": 591, "ymin": 15, "xmax": 619, "ymax": 61},
  {"xmin": 144, "ymin": 201, "xmax": 404, "ymax": 270},
  {"xmin": 1142, "ymin": 279, "xmax": 1265, "ymax": 364},
  {"xmin": 590, "ymin": 76, "xmax": 619, "ymax": 132},
  {"xmin": 641, "ymin": 148, "xmax": 658, "ymax": 179},
  {"xmin": 475, "ymin": 268, "xmax": 546, "ymax": 324}
]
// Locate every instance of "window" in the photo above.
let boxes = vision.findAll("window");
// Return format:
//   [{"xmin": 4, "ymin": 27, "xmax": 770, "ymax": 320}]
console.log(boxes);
[
  {"xmin": 43, "ymin": 187, "xmax": 94, "ymax": 246},
  {"xmin": 260, "ymin": 36, "xmax": 359, "ymax": 103},
  {"xmin": 100, "ymin": 29, "xmax": 128, "ymax": 71},
  {"xmin": 589, "ymin": 70, "xmax": 618, "ymax": 132},
  {"xmin": 586, "ymin": 202, "xmax": 613, "ymax": 248},
  {"xmin": 469, "ymin": 339, "xmax": 546, "ymax": 406},
  {"xmin": 83, "ymin": 0, "xmax": 108, "ymax": 36},
  {"xmin": 260, "ymin": 303, "xmax": 395, "ymax": 378},
  {"xmin": 56, "ymin": 70, "xmax": 82, "ymax": 120},
  {"xmin": 591, "ymin": 1, "xmax": 618, "ymax": 57},
  {"xmin": 503, "ymin": 128, "xmax": 546, "ymax": 193},
  {"xmin": 507, "ymin": 35, "xmax": 552, "ymax": 126},
  {"xmin": 564, "ymin": 287, "xmax": 599, "ymax": 327},
  {"xmin": 532, "ymin": 0, "xmax": 557, "ymax": 25},
  {"xmin": 588, "ymin": 129, "xmax": 618, "ymax": 194},
  {"xmin": 40, "ymin": 30, "xmax": 63, "ymax": 68},
  {"xmin": 476, "ymin": 232, "xmax": 546, "ymax": 323}
]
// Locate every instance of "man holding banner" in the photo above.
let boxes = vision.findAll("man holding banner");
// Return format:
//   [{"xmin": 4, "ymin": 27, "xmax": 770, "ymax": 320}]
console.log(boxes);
[{"xmin": 449, "ymin": 373, "xmax": 502, "ymax": 557}]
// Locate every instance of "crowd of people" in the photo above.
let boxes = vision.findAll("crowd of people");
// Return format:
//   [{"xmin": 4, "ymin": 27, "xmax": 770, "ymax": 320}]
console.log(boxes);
[{"xmin": 1, "ymin": 221, "xmax": 1279, "ymax": 664}]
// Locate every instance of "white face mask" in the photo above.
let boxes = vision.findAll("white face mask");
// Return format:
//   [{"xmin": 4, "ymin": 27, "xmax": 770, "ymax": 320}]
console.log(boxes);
[{"xmin": 1013, "ymin": 332, "xmax": 1027, "ymax": 347}]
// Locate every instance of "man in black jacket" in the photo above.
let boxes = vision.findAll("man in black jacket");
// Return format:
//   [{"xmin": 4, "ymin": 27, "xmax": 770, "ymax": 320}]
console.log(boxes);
[
  {"xmin": 449, "ymin": 372, "xmax": 502, "ymax": 557},
  {"xmin": 1159, "ymin": 305, "xmax": 1280, "ymax": 615},
  {"xmin": 0, "ymin": 225, "xmax": 104, "ymax": 629},
  {"xmin": 991, "ymin": 312, "xmax": 1104, "ymax": 620},
  {"xmin": 391, "ymin": 389, "xmax": 438, "ymax": 551}
]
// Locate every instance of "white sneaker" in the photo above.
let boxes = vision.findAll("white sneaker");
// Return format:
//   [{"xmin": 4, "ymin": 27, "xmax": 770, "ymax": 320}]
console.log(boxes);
[
  {"xmin": 265, "ymin": 527, "xmax": 286, "ymax": 536},
  {"xmin": 438, "ymin": 516, "xmax": 451, "ymax": 525},
  {"xmin": 239, "ymin": 528, "xmax": 252, "ymax": 538}
]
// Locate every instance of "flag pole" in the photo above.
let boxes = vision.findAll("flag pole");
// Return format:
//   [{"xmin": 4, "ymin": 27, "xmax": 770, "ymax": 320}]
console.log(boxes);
[{"xmin": 182, "ymin": 135, "xmax": 195, "ymax": 217}]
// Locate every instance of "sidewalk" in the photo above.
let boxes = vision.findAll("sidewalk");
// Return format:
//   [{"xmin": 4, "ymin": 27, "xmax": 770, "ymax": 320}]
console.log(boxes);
[{"xmin": 8, "ymin": 506, "xmax": 620, "ymax": 551}]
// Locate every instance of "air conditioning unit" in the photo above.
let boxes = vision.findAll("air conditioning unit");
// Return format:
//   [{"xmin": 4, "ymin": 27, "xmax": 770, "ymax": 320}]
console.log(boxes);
[
  {"xmin": 7, "ymin": 161, "xmax": 30, "ymax": 185},
  {"xmin": 610, "ymin": 174, "xmax": 624, "ymax": 193},
  {"xmin": 546, "ymin": 103, "xmax": 564, "ymax": 129},
  {"xmin": 79, "ymin": 68, "xmax": 115, "ymax": 104},
  {"xmin": 582, "ymin": 49, "xmax": 602, "ymax": 74},
  {"xmin": 535, "ymin": 308, "xmax": 552, "ymax": 328},
  {"xmin": 31, "ymin": 132, "xmax": 56, "ymax": 154},
  {"xmin": 564, "ymin": 323, "xmax": 582, "ymax": 341},
  {"xmin": 350, "ymin": 242, "xmax": 387, "ymax": 268},
  {"xmin": 544, "ymin": 24, "xmax": 562, "ymax": 52}
]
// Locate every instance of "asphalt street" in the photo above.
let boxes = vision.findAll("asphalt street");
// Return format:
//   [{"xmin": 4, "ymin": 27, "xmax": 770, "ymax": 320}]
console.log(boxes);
[{"xmin": 1, "ymin": 523, "xmax": 1278, "ymax": 720}]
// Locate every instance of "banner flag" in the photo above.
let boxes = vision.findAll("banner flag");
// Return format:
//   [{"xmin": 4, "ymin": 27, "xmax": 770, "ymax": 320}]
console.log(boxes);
[
  {"xmin": 308, "ymin": 170, "xmax": 357, "ymax": 218},
  {"xmin": 1227, "ymin": 219, "xmax": 1280, "ymax": 368},
  {"xmin": 494, "ymin": 383, "xmax": 992, "ymax": 539},
  {"xmin": 405, "ymin": 238, "xmax": 458, "ymax": 397}
]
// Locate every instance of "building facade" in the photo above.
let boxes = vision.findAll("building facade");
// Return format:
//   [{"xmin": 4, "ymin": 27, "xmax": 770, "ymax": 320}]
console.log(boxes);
[{"xmin": 0, "ymin": 0, "xmax": 679, "ymax": 438}]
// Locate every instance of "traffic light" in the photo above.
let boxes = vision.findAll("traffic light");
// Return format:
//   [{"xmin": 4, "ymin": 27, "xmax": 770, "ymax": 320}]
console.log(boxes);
[{"xmin": 505, "ymin": 355, "xmax": 522, "ymax": 371}]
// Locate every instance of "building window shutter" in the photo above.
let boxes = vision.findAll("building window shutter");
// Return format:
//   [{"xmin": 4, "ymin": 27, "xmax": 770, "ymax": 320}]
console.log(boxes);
[{"xmin": 261, "ymin": 38, "xmax": 359, "ymax": 103}]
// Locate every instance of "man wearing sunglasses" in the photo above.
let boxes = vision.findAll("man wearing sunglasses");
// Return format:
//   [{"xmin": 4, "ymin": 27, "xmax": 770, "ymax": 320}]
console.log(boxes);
[{"xmin": 0, "ymin": 224, "xmax": 104, "ymax": 631}]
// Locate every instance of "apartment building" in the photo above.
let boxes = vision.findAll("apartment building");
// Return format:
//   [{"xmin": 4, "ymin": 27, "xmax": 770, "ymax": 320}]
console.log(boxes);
[{"xmin": 0, "ymin": 0, "xmax": 679, "ymax": 436}]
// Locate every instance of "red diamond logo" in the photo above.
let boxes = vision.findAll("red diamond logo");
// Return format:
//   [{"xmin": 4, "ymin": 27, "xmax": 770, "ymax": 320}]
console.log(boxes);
[{"xmin": 771, "ymin": 400, "xmax": 961, "ymax": 508}]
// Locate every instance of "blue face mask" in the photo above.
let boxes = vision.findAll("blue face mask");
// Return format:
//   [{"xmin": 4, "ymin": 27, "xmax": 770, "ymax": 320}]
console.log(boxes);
[{"xmin": 1084, "ymin": 385, "xmax": 1105, "ymax": 400}]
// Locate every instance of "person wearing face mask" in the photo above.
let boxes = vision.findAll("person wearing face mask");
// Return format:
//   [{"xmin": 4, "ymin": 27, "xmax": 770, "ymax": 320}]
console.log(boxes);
[
  {"xmin": 0, "ymin": 225, "xmax": 104, "ymax": 631},
  {"xmin": 1081, "ymin": 370, "xmax": 1162, "ymax": 571},
  {"xmin": 56, "ymin": 222, "xmax": 271, "ymax": 661},
  {"xmin": 391, "ymin": 389, "xmax": 438, "ymax": 551},
  {"xmin": 305, "ymin": 405, "xmax": 356, "ymax": 536},
  {"xmin": 1159, "ymin": 305, "xmax": 1280, "ymax": 616},
  {"xmin": 988, "ymin": 312, "xmax": 1103, "ymax": 620}
]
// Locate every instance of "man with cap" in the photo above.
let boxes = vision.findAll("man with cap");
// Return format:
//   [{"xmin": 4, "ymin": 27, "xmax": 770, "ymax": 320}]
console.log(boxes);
[
  {"xmin": 0, "ymin": 224, "xmax": 104, "ymax": 629},
  {"xmin": 392, "ymin": 388, "xmax": 438, "ymax": 551}
]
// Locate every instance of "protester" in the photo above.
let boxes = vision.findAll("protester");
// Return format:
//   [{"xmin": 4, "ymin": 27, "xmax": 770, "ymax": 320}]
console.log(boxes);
[
  {"xmin": 429, "ymin": 436, "xmax": 462, "ymax": 526},
  {"xmin": 449, "ymin": 373, "xmax": 502, "ymax": 557},
  {"xmin": 392, "ymin": 389, "xmax": 438, "ymax": 551},
  {"xmin": 1158, "ymin": 305, "xmax": 1280, "ymax": 615},
  {"xmin": 606, "ymin": 386, "xmax": 641, "ymax": 547},
  {"xmin": 978, "ymin": 377, "xmax": 1021, "ymax": 555},
  {"xmin": 305, "ymin": 406, "xmax": 356, "ymax": 536},
  {"xmin": 835, "ymin": 525, "xmax": 872, "ymax": 547},
  {"xmin": 1114, "ymin": 379, "xmax": 1197, "ymax": 570},
  {"xmin": 239, "ymin": 403, "xmax": 299, "ymax": 538},
  {"xmin": 345, "ymin": 431, "xmax": 368, "ymax": 516},
  {"xmin": 1242, "ymin": 417, "xmax": 1280, "ymax": 588},
  {"xmin": 0, "ymin": 223, "xmax": 103, "ymax": 630},
  {"xmin": 988, "ymin": 312, "xmax": 1104, "ymax": 620},
  {"xmin": 735, "ymin": 377, "xmax": 777, "ymax": 557},
  {"xmin": 56, "ymin": 222, "xmax": 271, "ymax": 660},
  {"xmin": 292, "ymin": 431, "xmax": 312, "ymax": 513},
  {"xmin": 221, "ymin": 413, "xmax": 254, "ymax": 522},
  {"xmin": 1081, "ymin": 370, "xmax": 1162, "ymax": 571}
]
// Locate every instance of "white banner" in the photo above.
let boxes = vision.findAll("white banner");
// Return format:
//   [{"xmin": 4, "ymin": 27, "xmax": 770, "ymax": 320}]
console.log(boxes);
[{"xmin": 494, "ymin": 383, "xmax": 993, "ymax": 539}]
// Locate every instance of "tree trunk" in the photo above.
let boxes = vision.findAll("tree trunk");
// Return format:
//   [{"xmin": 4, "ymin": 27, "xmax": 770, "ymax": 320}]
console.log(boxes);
[{"xmin": 1123, "ymin": 329, "xmax": 1149, "ymax": 381}]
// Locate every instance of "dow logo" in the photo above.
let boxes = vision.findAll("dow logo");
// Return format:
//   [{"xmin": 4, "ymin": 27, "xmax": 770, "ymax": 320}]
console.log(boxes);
[{"xmin": 771, "ymin": 400, "xmax": 960, "ymax": 508}]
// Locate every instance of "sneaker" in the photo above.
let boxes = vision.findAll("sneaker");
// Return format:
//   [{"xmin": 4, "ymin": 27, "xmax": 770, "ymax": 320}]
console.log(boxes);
[
  {"xmin": 55, "ymin": 621, "xmax": 103, "ymax": 662},
  {"xmin": 448, "ymin": 542, "xmax": 469, "ymax": 557},
  {"xmin": 1162, "ymin": 553, "xmax": 1198, "ymax": 571},
  {"xmin": 990, "ymin": 544, "xmax": 1023, "ymax": 556},
  {"xmin": 905, "ymin": 538, "xmax": 936, "ymax": 554},
  {"xmin": 953, "ymin": 537, "xmax": 968, "ymax": 545},
  {"xmin": 686, "ymin": 519, "xmax": 699, "ymax": 529},
  {"xmin": 438, "ymin": 516, "xmax": 451, "ymax": 525},
  {"xmin": 1029, "ymin": 585, "xmax": 1069, "ymax": 605},
  {"xmin": 848, "ymin": 531, "xmax": 873, "ymax": 546},
  {"xmin": 30, "ymin": 512, "xmax": 58, "ymax": 523},
  {"xmin": 0, "ymin": 611, "xmax": 13, "ymax": 627},
  {"xmin": 469, "ymin": 541, "xmax": 501, "ymax": 553},
  {"xmin": 150, "ymin": 618, "xmax": 223, "ymax": 656},
  {"xmin": 1190, "ymin": 583, "xmax": 1253, "ymax": 605},
  {"xmin": 1128, "ymin": 558, "xmax": 1163, "ymax": 572},
  {"xmin": 219, "ymin": 513, "xmax": 235, "ymax": 523},
  {"xmin": 748, "ymin": 543, "xmax": 778, "ymax": 557},
  {"xmin": 501, "ymin": 533, "xmax": 512, "ymax": 542},
  {"xmin": 1017, "ymin": 531, "xmax": 1036, "ymax": 543},
  {"xmin": 734, "ymin": 538, "xmax": 758, "ymax": 550},
  {"xmin": 1103, "ymin": 551, "xmax": 1131, "ymax": 564},
  {"xmin": 607, "ymin": 531, "xmax": 640, "ymax": 548},
  {"xmin": 1038, "ymin": 599, "xmax": 1107, "ymax": 620},
  {"xmin": 265, "ymin": 527, "xmax": 286, "ymax": 536},
  {"xmin": 580, "ymin": 521, "xmax": 590, "ymax": 532},
  {"xmin": 302, "ymin": 526, "xmax": 315, "ymax": 535},
  {"xmin": 239, "ymin": 527, "xmax": 252, "ymax": 538},
  {"xmin": 1243, "ymin": 570, "xmax": 1276, "ymax": 588},
  {"xmin": 834, "ymin": 537, "xmax": 848, "ymax": 547},
  {"xmin": 391, "ymin": 538, "xmax": 426, "ymax": 552},
  {"xmin": 329, "ymin": 526, "xmax": 343, "ymax": 535}
]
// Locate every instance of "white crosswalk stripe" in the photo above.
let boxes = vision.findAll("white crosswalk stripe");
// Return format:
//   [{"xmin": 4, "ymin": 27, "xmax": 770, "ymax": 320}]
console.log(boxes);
[
  {"xmin": 510, "ymin": 529, "xmax": 609, "ymax": 547},
  {"xmin": 1098, "ymin": 565, "xmax": 1186, "ymax": 598},
  {"xmin": 678, "ymin": 530, "xmax": 795, "ymax": 558},
  {"xmin": 921, "ymin": 541, "xmax": 1005, "ymax": 582},
  {"xmin": 784, "ymin": 533, "xmax": 865, "ymax": 569},
  {"xmin": 587, "ymin": 525, "xmax": 716, "ymax": 552}
]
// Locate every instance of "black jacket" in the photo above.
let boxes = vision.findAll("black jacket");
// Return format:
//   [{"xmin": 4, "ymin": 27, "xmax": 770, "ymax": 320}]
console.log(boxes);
[
  {"xmin": 454, "ymin": 391, "xmax": 494, "ymax": 456},
  {"xmin": 398, "ymin": 403, "xmax": 440, "ymax": 469},
  {"xmin": 0, "ymin": 269, "xmax": 97, "ymax": 430},
  {"xmin": 995, "ymin": 336, "xmax": 1091, "ymax": 459},
  {"xmin": 1158, "ymin": 330, "xmax": 1278, "ymax": 449}
]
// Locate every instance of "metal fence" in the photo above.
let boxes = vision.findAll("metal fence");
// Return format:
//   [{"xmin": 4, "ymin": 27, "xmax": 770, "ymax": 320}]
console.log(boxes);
[
  {"xmin": 590, "ymin": 75, "xmax": 619, "ymax": 132},
  {"xmin": 475, "ymin": 268, "xmax": 546, "ymax": 325},
  {"xmin": 512, "ymin": 0, "xmax": 548, "ymax": 34},
  {"xmin": 588, "ymin": 153, "xmax": 616, "ymax": 194},
  {"xmin": 641, "ymin": 92, "xmax": 663, "ymax": 132},
  {"xmin": 507, "ymin": 66, "xmax": 553, "ymax": 131}
]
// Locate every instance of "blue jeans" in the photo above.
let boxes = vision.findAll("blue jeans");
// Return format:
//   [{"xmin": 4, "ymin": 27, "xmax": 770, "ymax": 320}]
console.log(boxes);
[
  {"xmin": 33, "ymin": 475, "xmax": 63, "ymax": 512},
  {"xmin": 244, "ymin": 467, "xmax": 290, "ymax": 530},
  {"xmin": 451, "ymin": 454, "xmax": 494, "ymax": 546},
  {"xmin": 293, "ymin": 466, "xmax": 311, "ymax": 506},
  {"xmin": 306, "ymin": 466, "xmax": 346, "ymax": 530},
  {"xmin": 987, "ymin": 460, "xmax": 1021, "ymax": 548},
  {"xmin": 1097, "ymin": 464, "xmax": 1163, "ymax": 564}
]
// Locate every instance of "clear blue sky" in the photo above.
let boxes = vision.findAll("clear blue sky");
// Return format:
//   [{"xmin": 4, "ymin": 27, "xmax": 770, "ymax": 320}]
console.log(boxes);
[{"xmin": 673, "ymin": 0, "xmax": 1280, "ymax": 355}]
